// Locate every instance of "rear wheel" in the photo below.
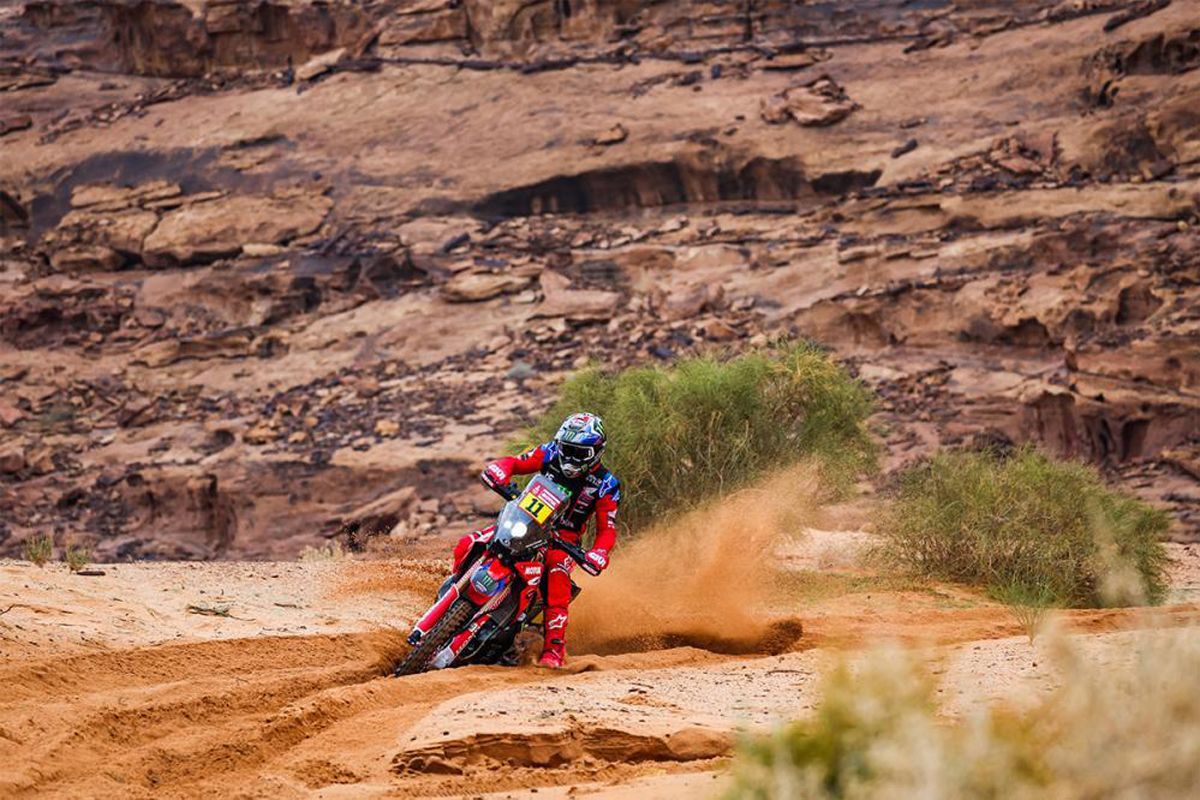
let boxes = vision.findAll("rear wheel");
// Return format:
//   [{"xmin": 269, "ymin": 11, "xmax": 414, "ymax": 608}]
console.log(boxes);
[{"xmin": 393, "ymin": 600, "xmax": 474, "ymax": 676}]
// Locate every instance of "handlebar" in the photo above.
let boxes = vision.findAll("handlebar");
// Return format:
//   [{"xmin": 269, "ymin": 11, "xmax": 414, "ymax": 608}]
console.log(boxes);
[
  {"xmin": 480, "ymin": 474, "xmax": 600, "ymax": 576},
  {"xmin": 552, "ymin": 536, "xmax": 602, "ymax": 577},
  {"xmin": 484, "ymin": 477, "xmax": 520, "ymax": 502}
]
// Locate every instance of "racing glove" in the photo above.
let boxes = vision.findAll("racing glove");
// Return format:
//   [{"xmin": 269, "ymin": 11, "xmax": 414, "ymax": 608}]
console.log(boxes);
[
  {"xmin": 585, "ymin": 548, "xmax": 610, "ymax": 572},
  {"xmin": 480, "ymin": 462, "xmax": 509, "ymax": 491}
]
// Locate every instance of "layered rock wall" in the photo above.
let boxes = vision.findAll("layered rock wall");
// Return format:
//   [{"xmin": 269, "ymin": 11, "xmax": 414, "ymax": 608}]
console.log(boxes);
[
  {"xmin": 1, "ymin": 0, "xmax": 1197, "ymax": 557},
  {"xmin": 8, "ymin": 0, "xmax": 1144, "ymax": 75}
]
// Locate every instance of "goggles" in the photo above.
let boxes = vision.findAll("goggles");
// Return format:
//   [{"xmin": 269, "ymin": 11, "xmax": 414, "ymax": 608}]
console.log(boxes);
[{"xmin": 559, "ymin": 442, "xmax": 596, "ymax": 464}]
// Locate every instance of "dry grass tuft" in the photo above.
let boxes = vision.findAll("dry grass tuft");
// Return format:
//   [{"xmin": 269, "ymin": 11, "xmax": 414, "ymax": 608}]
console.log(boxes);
[
  {"xmin": 23, "ymin": 534, "xmax": 53, "ymax": 567},
  {"xmin": 993, "ymin": 580, "xmax": 1055, "ymax": 644},
  {"xmin": 300, "ymin": 540, "xmax": 350, "ymax": 562},
  {"xmin": 64, "ymin": 540, "xmax": 91, "ymax": 573}
]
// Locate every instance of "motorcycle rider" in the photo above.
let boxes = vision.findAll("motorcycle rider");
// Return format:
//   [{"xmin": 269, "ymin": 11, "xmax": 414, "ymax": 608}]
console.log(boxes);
[{"xmin": 451, "ymin": 412, "xmax": 619, "ymax": 668}]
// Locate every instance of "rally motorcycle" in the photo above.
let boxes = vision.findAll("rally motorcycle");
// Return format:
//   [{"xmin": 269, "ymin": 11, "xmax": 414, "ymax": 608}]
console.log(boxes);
[{"xmin": 393, "ymin": 474, "xmax": 601, "ymax": 676}]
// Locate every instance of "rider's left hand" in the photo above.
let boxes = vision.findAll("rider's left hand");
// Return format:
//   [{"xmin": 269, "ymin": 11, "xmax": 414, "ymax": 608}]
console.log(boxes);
[{"xmin": 585, "ymin": 548, "xmax": 609, "ymax": 572}]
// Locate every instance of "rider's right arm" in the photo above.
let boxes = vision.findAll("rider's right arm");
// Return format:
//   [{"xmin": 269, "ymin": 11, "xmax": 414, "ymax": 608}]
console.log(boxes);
[{"xmin": 483, "ymin": 443, "xmax": 549, "ymax": 487}]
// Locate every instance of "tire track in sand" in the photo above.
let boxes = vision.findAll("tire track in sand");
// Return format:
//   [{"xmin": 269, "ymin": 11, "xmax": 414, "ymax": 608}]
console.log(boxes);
[{"xmin": 0, "ymin": 630, "xmax": 730, "ymax": 798}]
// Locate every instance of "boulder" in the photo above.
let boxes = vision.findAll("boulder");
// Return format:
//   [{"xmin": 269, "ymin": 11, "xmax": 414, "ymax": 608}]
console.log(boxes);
[
  {"xmin": 760, "ymin": 92, "xmax": 793, "ymax": 125},
  {"xmin": 440, "ymin": 271, "xmax": 531, "ymax": 302},
  {"xmin": 761, "ymin": 76, "xmax": 857, "ymax": 127},
  {"xmin": 339, "ymin": 485, "xmax": 420, "ymax": 542},
  {"xmin": 664, "ymin": 727, "xmax": 733, "ymax": 760},
  {"xmin": 661, "ymin": 283, "xmax": 724, "ymax": 321},
  {"xmin": 530, "ymin": 271, "xmax": 619, "ymax": 322},
  {"xmin": 0, "ymin": 444, "xmax": 26, "ymax": 474},
  {"xmin": 49, "ymin": 245, "xmax": 123, "ymax": 273},
  {"xmin": 697, "ymin": 318, "xmax": 739, "ymax": 341},
  {"xmin": 374, "ymin": 418, "xmax": 400, "ymax": 437},
  {"xmin": 132, "ymin": 308, "xmax": 167, "ymax": 328},
  {"xmin": 101, "ymin": 211, "xmax": 162, "ymax": 254},
  {"xmin": 0, "ymin": 400, "xmax": 23, "ymax": 427},
  {"xmin": 70, "ymin": 181, "xmax": 181, "ymax": 212},
  {"xmin": 356, "ymin": 376, "xmax": 383, "ymax": 398},
  {"xmin": 592, "ymin": 123, "xmax": 628, "ymax": 146},
  {"xmin": 295, "ymin": 47, "xmax": 347, "ymax": 81},
  {"xmin": 50, "ymin": 209, "xmax": 159, "ymax": 259},
  {"xmin": 243, "ymin": 424, "xmax": 278, "ymax": 445},
  {"xmin": 132, "ymin": 332, "xmax": 256, "ymax": 368},
  {"xmin": 142, "ymin": 193, "xmax": 331, "ymax": 267}
]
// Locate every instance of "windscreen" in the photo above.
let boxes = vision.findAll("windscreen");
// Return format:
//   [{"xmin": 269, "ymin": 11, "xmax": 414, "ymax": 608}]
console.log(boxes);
[{"xmin": 493, "ymin": 475, "xmax": 571, "ymax": 553}]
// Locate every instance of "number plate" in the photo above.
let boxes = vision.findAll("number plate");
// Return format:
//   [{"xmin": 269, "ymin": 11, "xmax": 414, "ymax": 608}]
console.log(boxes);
[
  {"xmin": 519, "ymin": 492, "xmax": 555, "ymax": 523},
  {"xmin": 517, "ymin": 480, "xmax": 565, "ymax": 524}
]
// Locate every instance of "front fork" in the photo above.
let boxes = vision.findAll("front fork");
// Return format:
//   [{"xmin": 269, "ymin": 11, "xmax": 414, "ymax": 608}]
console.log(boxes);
[
  {"xmin": 409, "ymin": 556, "xmax": 520, "ymax": 668},
  {"xmin": 408, "ymin": 557, "xmax": 481, "ymax": 646}
]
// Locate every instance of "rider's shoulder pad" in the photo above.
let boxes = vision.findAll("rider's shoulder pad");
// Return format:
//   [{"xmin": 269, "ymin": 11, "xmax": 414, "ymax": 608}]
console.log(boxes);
[{"xmin": 597, "ymin": 470, "xmax": 621, "ymax": 499}]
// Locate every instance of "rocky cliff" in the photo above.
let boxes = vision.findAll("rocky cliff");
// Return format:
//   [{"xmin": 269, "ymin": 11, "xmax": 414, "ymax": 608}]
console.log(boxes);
[{"xmin": 1, "ymin": 0, "xmax": 1197, "ymax": 557}]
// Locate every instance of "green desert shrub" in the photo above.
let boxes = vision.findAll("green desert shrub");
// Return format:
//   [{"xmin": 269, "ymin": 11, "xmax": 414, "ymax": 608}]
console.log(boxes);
[
  {"xmin": 516, "ymin": 342, "xmax": 877, "ymax": 530},
  {"xmin": 726, "ymin": 633, "xmax": 1200, "ymax": 799},
  {"xmin": 880, "ymin": 447, "xmax": 1169, "ymax": 607}
]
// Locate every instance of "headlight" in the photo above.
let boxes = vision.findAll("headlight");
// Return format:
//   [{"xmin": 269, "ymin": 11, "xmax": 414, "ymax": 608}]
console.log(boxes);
[{"xmin": 510, "ymin": 521, "xmax": 528, "ymax": 538}]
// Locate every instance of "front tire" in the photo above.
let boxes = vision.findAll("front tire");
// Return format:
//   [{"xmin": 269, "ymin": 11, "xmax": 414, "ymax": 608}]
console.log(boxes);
[{"xmin": 393, "ymin": 599, "xmax": 474, "ymax": 676}]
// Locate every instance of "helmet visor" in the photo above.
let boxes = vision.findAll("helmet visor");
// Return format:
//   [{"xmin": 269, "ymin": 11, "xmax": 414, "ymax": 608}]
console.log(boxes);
[{"xmin": 559, "ymin": 442, "xmax": 596, "ymax": 466}]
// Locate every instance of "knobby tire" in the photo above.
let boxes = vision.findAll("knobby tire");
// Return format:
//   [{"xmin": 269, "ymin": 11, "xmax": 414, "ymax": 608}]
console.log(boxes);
[{"xmin": 394, "ymin": 599, "xmax": 475, "ymax": 676}]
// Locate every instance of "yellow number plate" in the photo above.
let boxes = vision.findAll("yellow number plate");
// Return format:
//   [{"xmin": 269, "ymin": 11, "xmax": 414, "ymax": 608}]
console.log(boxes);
[{"xmin": 519, "ymin": 493, "xmax": 554, "ymax": 524}]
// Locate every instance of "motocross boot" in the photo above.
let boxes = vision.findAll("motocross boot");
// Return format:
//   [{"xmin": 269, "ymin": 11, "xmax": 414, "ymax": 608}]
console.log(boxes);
[
  {"xmin": 538, "ymin": 606, "xmax": 569, "ymax": 668},
  {"xmin": 538, "ymin": 641, "xmax": 565, "ymax": 668}
]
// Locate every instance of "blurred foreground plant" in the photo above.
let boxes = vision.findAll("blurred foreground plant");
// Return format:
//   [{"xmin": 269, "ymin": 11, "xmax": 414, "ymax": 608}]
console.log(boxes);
[{"xmin": 728, "ymin": 629, "xmax": 1200, "ymax": 799}]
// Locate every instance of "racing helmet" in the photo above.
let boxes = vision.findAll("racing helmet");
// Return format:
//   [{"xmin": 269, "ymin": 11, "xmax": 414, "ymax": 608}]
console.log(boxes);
[{"xmin": 553, "ymin": 412, "xmax": 606, "ymax": 478}]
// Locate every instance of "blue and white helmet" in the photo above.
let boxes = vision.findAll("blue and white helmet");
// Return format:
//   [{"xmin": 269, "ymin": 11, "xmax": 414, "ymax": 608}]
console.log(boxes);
[{"xmin": 553, "ymin": 412, "xmax": 606, "ymax": 478}]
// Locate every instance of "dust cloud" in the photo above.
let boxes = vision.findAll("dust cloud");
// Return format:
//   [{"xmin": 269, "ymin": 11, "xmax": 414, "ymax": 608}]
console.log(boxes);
[{"xmin": 571, "ymin": 464, "xmax": 822, "ymax": 655}]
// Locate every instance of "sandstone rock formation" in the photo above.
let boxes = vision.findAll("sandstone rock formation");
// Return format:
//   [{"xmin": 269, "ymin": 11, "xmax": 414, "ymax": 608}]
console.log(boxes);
[{"xmin": 1, "ymin": 0, "xmax": 1197, "ymax": 558}]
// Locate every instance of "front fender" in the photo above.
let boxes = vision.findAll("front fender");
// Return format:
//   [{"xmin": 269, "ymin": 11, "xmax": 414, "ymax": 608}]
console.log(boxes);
[
  {"xmin": 411, "ymin": 581, "xmax": 463, "ymax": 641},
  {"xmin": 464, "ymin": 558, "xmax": 514, "ymax": 605}
]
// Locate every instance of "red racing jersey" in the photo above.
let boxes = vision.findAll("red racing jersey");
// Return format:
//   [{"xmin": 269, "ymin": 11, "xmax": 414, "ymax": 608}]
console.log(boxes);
[{"xmin": 484, "ymin": 442, "xmax": 620, "ymax": 551}]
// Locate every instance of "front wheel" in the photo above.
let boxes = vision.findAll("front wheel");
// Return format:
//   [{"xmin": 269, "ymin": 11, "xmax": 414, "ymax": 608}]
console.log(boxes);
[{"xmin": 393, "ymin": 599, "xmax": 474, "ymax": 676}]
